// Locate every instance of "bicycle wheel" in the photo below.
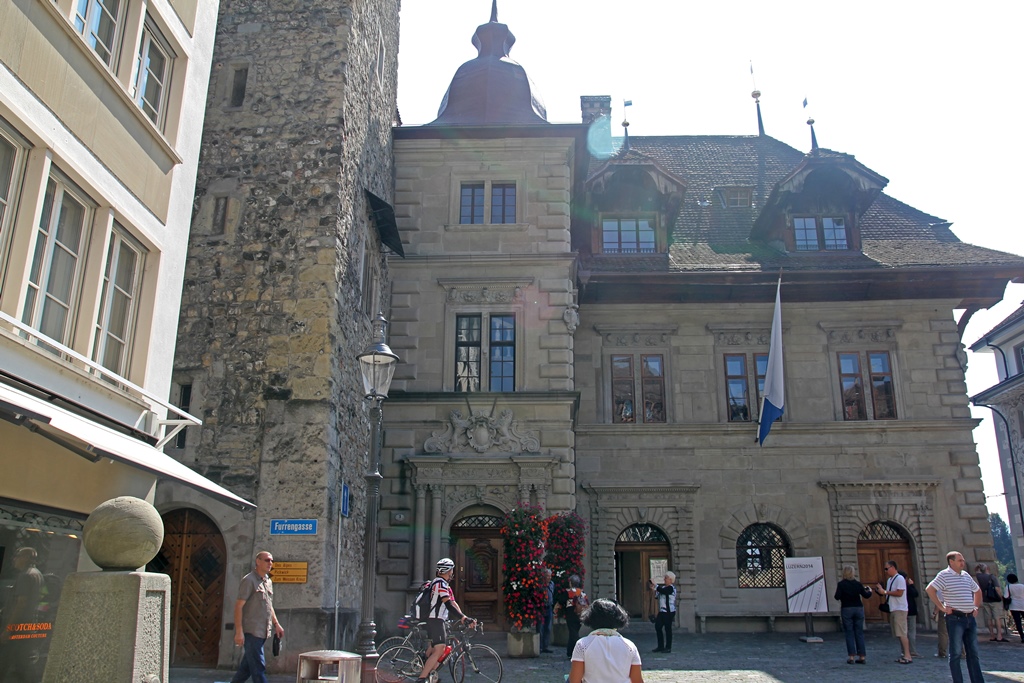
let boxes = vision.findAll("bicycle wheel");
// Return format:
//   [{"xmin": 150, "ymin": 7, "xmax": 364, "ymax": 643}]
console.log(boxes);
[
  {"xmin": 453, "ymin": 643, "xmax": 502, "ymax": 683},
  {"xmin": 376, "ymin": 646, "xmax": 424, "ymax": 683},
  {"xmin": 378, "ymin": 635, "xmax": 406, "ymax": 653}
]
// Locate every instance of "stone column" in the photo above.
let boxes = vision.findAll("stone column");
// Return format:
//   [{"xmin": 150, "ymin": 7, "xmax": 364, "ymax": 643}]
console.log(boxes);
[
  {"xmin": 413, "ymin": 485, "xmax": 427, "ymax": 584},
  {"xmin": 429, "ymin": 484, "xmax": 443, "ymax": 563},
  {"xmin": 43, "ymin": 496, "xmax": 168, "ymax": 683}
]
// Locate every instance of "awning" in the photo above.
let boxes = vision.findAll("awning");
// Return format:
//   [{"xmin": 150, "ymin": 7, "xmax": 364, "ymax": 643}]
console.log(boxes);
[
  {"xmin": 0, "ymin": 383, "xmax": 253, "ymax": 510},
  {"xmin": 365, "ymin": 190, "xmax": 405, "ymax": 257}
]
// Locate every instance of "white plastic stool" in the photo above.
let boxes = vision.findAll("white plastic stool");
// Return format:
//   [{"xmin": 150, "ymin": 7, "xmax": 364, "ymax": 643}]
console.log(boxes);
[{"xmin": 295, "ymin": 649, "xmax": 361, "ymax": 682}]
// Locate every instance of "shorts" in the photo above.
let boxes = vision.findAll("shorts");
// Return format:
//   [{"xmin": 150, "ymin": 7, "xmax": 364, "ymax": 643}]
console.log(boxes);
[
  {"xmin": 425, "ymin": 618, "xmax": 448, "ymax": 645},
  {"xmin": 890, "ymin": 609, "xmax": 908, "ymax": 637},
  {"xmin": 980, "ymin": 601, "xmax": 1004, "ymax": 622}
]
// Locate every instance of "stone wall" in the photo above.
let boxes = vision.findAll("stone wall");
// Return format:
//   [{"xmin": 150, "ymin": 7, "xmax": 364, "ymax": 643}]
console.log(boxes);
[{"xmin": 164, "ymin": 0, "xmax": 400, "ymax": 667}]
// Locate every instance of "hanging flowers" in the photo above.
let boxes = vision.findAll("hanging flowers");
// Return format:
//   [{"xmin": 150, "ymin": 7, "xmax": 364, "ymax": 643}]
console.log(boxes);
[
  {"xmin": 544, "ymin": 511, "xmax": 587, "ymax": 613},
  {"xmin": 500, "ymin": 505, "xmax": 547, "ymax": 631}
]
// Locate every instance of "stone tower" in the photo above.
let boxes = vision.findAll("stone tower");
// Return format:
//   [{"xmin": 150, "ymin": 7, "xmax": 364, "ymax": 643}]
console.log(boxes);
[{"xmin": 157, "ymin": 0, "xmax": 402, "ymax": 668}]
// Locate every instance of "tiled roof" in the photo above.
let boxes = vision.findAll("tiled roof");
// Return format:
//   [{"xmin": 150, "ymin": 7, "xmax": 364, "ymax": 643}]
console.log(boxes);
[{"xmin": 582, "ymin": 135, "xmax": 1024, "ymax": 274}]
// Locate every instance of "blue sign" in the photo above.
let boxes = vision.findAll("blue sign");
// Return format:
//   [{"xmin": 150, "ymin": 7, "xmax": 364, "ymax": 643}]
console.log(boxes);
[
  {"xmin": 341, "ymin": 483, "xmax": 350, "ymax": 518},
  {"xmin": 270, "ymin": 519, "xmax": 318, "ymax": 535}
]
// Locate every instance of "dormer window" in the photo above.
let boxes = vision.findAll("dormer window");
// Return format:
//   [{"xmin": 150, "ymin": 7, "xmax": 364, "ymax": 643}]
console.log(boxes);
[
  {"xmin": 602, "ymin": 216, "xmax": 657, "ymax": 254},
  {"xmin": 793, "ymin": 216, "xmax": 848, "ymax": 251},
  {"xmin": 721, "ymin": 188, "xmax": 751, "ymax": 208}
]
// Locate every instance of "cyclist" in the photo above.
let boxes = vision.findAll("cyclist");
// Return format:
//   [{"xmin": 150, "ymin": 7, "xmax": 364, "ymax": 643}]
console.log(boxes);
[{"xmin": 410, "ymin": 557, "xmax": 475, "ymax": 683}]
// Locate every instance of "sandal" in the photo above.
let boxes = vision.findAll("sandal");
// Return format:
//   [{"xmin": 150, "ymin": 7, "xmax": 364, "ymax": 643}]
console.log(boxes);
[
  {"xmin": 856, "ymin": 658, "xmax": 866, "ymax": 664},
  {"xmin": 847, "ymin": 658, "xmax": 855, "ymax": 664},
  {"xmin": 896, "ymin": 657, "xmax": 912, "ymax": 664}
]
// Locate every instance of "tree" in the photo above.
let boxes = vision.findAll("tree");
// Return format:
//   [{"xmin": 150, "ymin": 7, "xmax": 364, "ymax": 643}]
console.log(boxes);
[{"xmin": 990, "ymin": 512, "xmax": 1017, "ymax": 577}]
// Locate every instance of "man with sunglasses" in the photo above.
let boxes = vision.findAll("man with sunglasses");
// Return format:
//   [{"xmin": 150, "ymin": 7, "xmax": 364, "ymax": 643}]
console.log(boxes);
[{"xmin": 232, "ymin": 551, "xmax": 284, "ymax": 683}]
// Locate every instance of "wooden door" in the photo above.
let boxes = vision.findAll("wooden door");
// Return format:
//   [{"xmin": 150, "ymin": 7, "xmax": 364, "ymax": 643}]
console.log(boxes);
[
  {"xmin": 615, "ymin": 544, "xmax": 670, "ymax": 620},
  {"xmin": 858, "ymin": 541, "xmax": 913, "ymax": 622},
  {"xmin": 148, "ymin": 509, "xmax": 227, "ymax": 666},
  {"xmin": 450, "ymin": 532, "xmax": 504, "ymax": 630}
]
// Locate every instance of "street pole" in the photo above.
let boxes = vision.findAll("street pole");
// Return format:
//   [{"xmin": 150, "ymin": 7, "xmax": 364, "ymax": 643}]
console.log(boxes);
[{"xmin": 355, "ymin": 396, "xmax": 384, "ymax": 682}]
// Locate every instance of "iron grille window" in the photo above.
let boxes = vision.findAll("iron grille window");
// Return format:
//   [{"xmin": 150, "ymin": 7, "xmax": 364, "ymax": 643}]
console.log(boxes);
[
  {"xmin": 737, "ymin": 523, "xmax": 790, "ymax": 588},
  {"xmin": 858, "ymin": 521, "xmax": 904, "ymax": 542},
  {"xmin": 617, "ymin": 524, "xmax": 668, "ymax": 543},
  {"xmin": 452, "ymin": 515, "xmax": 503, "ymax": 529}
]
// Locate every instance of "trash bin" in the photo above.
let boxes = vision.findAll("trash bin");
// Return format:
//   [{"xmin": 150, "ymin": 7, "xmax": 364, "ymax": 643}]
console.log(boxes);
[{"xmin": 295, "ymin": 650, "xmax": 361, "ymax": 682}]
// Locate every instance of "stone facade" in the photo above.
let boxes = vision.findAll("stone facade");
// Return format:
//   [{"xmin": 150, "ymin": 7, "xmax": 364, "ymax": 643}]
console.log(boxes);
[{"xmin": 158, "ymin": 0, "xmax": 401, "ymax": 669}]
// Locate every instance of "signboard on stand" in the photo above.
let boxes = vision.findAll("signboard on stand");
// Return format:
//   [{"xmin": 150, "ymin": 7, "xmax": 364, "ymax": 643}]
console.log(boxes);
[{"xmin": 785, "ymin": 556, "xmax": 828, "ymax": 643}]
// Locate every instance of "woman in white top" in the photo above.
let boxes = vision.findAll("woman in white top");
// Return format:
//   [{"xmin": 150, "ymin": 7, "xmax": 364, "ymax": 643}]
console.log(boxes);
[
  {"xmin": 569, "ymin": 598, "xmax": 644, "ymax": 683},
  {"xmin": 1004, "ymin": 573, "xmax": 1024, "ymax": 643}
]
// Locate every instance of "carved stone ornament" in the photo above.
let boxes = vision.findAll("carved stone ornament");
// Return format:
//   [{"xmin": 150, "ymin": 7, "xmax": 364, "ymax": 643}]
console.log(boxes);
[
  {"xmin": 563, "ymin": 304, "xmax": 580, "ymax": 333},
  {"xmin": 594, "ymin": 324, "xmax": 677, "ymax": 348},
  {"xmin": 439, "ymin": 278, "xmax": 533, "ymax": 305},
  {"xmin": 818, "ymin": 320, "xmax": 902, "ymax": 346},
  {"xmin": 424, "ymin": 408, "xmax": 540, "ymax": 454}
]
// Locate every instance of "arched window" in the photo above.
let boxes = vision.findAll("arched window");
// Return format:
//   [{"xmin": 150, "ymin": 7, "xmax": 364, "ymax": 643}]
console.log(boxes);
[
  {"xmin": 858, "ymin": 521, "xmax": 905, "ymax": 542},
  {"xmin": 617, "ymin": 524, "xmax": 668, "ymax": 543},
  {"xmin": 737, "ymin": 523, "xmax": 791, "ymax": 588}
]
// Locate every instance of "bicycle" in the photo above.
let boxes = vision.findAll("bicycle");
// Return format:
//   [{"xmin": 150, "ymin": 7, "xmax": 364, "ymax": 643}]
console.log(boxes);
[
  {"xmin": 378, "ymin": 616, "xmax": 430, "ymax": 657},
  {"xmin": 446, "ymin": 621, "xmax": 502, "ymax": 683}
]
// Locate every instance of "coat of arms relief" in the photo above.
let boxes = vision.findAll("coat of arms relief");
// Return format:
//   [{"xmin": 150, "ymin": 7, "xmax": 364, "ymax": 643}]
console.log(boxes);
[{"xmin": 424, "ymin": 408, "xmax": 540, "ymax": 454}]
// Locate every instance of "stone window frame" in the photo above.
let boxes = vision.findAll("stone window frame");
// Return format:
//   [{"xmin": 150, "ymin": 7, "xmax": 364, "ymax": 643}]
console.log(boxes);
[
  {"xmin": 220, "ymin": 59, "xmax": 252, "ymax": 111},
  {"xmin": 819, "ymin": 321, "xmax": 904, "ymax": 423},
  {"xmin": 594, "ymin": 324, "xmax": 676, "ymax": 424},
  {"xmin": 819, "ymin": 479, "xmax": 940, "ymax": 589},
  {"xmin": 717, "ymin": 503, "xmax": 809, "ymax": 594},
  {"xmin": 454, "ymin": 312, "xmax": 516, "ymax": 392},
  {"xmin": 358, "ymin": 214, "xmax": 382, "ymax": 319},
  {"xmin": 707, "ymin": 323, "xmax": 780, "ymax": 424},
  {"xmin": 446, "ymin": 170, "xmax": 527, "ymax": 232},
  {"xmin": 438, "ymin": 278, "xmax": 532, "ymax": 393},
  {"xmin": 0, "ymin": 118, "xmax": 31, "ymax": 290}
]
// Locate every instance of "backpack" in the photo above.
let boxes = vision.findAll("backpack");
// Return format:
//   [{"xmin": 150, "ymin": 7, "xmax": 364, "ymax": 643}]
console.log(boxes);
[
  {"xmin": 409, "ymin": 578, "xmax": 442, "ymax": 620},
  {"xmin": 568, "ymin": 588, "xmax": 588, "ymax": 616},
  {"xmin": 983, "ymin": 578, "xmax": 1001, "ymax": 603}
]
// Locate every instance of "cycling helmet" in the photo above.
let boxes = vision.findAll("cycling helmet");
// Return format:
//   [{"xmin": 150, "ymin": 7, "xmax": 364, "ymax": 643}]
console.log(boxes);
[{"xmin": 436, "ymin": 557, "xmax": 455, "ymax": 573}]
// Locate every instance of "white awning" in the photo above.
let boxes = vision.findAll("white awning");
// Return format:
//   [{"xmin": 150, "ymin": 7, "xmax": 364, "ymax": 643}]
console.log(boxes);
[{"xmin": 0, "ymin": 382, "xmax": 253, "ymax": 510}]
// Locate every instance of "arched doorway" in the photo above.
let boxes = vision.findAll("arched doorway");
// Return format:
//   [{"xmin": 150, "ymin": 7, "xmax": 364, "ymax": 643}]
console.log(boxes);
[
  {"xmin": 147, "ymin": 508, "xmax": 226, "ymax": 666},
  {"xmin": 856, "ymin": 521, "xmax": 915, "ymax": 622},
  {"xmin": 449, "ymin": 512, "xmax": 505, "ymax": 630},
  {"xmin": 615, "ymin": 523, "xmax": 670, "ymax": 621}
]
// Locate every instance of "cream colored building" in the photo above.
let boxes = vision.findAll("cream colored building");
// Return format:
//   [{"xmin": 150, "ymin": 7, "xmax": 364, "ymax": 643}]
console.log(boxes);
[
  {"xmin": 373, "ymin": 10, "xmax": 1024, "ymax": 635},
  {"xmin": 0, "ymin": 1, "xmax": 244, "ymax": 675}
]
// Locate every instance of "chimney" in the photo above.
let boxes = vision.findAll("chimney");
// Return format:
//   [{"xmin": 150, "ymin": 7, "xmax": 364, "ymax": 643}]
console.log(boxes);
[{"xmin": 580, "ymin": 95, "xmax": 612, "ymax": 124}]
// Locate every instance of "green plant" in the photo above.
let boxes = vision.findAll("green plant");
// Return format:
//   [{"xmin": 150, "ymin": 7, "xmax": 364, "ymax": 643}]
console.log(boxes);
[
  {"xmin": 544, "ymin": 511, "xmax": 587, "ymax": 611},
  {"xmin": 501, "ymin": 505, "xmax": 547, "ymax": 630}
]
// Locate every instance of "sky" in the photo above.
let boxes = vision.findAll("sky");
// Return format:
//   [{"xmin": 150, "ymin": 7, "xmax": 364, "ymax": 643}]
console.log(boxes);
[{"xmin": 395, "ymin": 1, "xmax": 1024, "ymax": 521}]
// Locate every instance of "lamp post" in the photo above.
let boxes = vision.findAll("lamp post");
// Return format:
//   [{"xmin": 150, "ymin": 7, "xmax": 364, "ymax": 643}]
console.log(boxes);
[{"xmin": 354, "ymin": 313, "xmax": 399, "ymax": 682}]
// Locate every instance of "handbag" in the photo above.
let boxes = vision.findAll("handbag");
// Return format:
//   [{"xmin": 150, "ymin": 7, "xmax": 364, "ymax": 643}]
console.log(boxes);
[{"xmin": 272, "ymin": 633, "xmax": 281, "ymax": 657}]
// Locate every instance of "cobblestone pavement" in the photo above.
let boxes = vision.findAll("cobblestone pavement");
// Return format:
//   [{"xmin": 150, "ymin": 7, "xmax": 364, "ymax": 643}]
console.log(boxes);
[{"xmin": 171, "ymin": 626, "xmax": 1024, "ymax": 683}]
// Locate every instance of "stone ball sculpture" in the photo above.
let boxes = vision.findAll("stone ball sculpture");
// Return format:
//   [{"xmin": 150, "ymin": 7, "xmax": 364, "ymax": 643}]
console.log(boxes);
[{"xmin": 83, "ymin": 496, "xmax": 164, "ymax": 570}]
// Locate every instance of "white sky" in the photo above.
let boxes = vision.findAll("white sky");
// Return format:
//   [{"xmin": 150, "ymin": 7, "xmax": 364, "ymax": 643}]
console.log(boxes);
[{"xmin": 396, "ymin": 1, "xmax": 1024, "ymax": 521}]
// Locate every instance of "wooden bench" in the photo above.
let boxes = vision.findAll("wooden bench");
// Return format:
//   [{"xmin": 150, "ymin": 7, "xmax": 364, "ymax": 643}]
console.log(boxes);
[{"xmin": 695, "ymin": 610, "xmax": 839, "ymax": 634}]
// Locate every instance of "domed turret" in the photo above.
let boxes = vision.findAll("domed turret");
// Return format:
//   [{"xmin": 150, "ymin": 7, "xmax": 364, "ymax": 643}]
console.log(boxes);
[{"xmin": 430, "ymin": 1, "xmax": 547, "ymax": 126}]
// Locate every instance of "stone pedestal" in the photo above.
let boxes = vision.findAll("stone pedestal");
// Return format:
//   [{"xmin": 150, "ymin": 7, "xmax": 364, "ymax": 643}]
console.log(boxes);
[
  {"xmin": 506, "ymin": 631, "xmax": 540, "ymax": 658},
  {"xmin": 43, "ymin": 571, "xmax": 170, "ymax": 683}
]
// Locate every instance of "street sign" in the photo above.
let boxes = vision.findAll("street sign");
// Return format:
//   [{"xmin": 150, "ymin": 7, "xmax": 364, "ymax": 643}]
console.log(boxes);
[
  {"xmin": 269, "ymin": 519, "xmax": 318, "ymax": 535},
  {"xmin": 341, "ymin": 483, "xmax": 350, "ymax": 517},
  {"xmin": 272, "ymin": 561, "xmax": 308, "ymax": 584}
]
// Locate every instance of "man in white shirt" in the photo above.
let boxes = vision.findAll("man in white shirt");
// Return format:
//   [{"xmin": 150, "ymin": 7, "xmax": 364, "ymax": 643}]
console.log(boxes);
[
  {"xmin": 875, "ymin": 560, "xmax": 912, "ymax": 664},
  {"xmin": 926, "ymin": 551, "xmax": 985, "ymax": 683}
]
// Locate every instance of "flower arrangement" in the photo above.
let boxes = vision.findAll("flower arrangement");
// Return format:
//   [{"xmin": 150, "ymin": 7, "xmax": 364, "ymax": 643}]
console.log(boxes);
[
  {"xmin": 501, "ymin": 505, "xmax": 547, "ymax": 631},
  {"xmin": 544, "ymin": 511, "xmax": 587, "ymax": 613}
]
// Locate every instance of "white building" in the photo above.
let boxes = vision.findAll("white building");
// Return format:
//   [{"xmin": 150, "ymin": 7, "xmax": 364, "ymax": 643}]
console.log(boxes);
[
  {"xmin": 0, "ymin": 1, "xmax": 248, "ymax": 676},
  {"xmin": 970, "ymin": 303, "xmax": 1024, "ymax": 572}
]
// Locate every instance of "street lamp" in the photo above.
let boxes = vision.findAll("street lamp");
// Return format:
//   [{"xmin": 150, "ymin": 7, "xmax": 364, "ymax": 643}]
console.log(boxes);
[{"xmin": 354, "ymin": 312, "xmax": 399, "ymax": 682}]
